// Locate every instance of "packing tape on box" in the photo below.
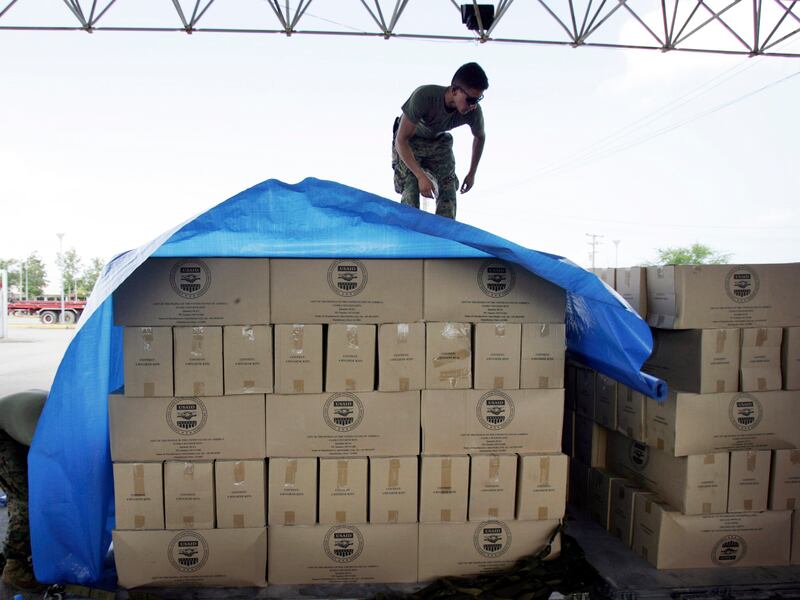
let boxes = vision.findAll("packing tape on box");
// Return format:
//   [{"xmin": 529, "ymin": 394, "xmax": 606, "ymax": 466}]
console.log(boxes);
[
  {"xmin": 439, "ymin": 368, "xmax": 470, "ymax": 388},
  {"xmin": 140, "ymin": 327, "xmax": 153, "ymax": 352},
  {"xmin": 743, "ymin": 499, "xmax": 753, "ymax": 511},
  {"xmin": 746, "ymin": 452, "xmax": 757, "ymax": 472},
  {"xmin": 757, "ymin": 377, "xmax": 767, "ymax": 391},
  {"xmin": 488, "ymin": 457, "xmax": 501, "ymax": 483},
  {"xmin": 539, "ymin": 456, "xmax": 551, "ymax": 485},
  {"xmin": 716, "ymin": 330, "xmax": 727, "ymax": 354},
  {"xmin": 488, "ymin": 507, "xmax": 499, "ymax": 517},
  {"xmin": 242, "ymin": 325, "xmax": 255, "ymax": 342},
  {"xmin": 788, "ymin": 498, "xmax": 797, "ymax": 510},
  {"xmin": 234, "ymin": 461, "xmax": 246, "ymax": 486},
  {"xmin": 345, "ymin": 378, "xmax": 356, "ymax": 391},
  {"xmin": 191, "ymin": 327, "xmax": 206, "ymax": 358},
  {"xmin": 495, "ymin": 324, "xmax": 506, "ymax": 337},
  {"xmin": 284, "ymin": 460, "xmax": 297, "ymax": 486},
  {"xmin": 791, "ymin": 451, "xmax": 800, "ymax": 464},
  {"xmin": 134, "ymin": 515, "xmax": 146, "ymax": 529},
  {"xmin": 183, "ymin": 462, "xmax": 195, "ymax": 480},
  {"xmin": 346, "ymin": 324, "xmax": 360, "ymax": 349},
  {"xmin": 388, "ymin": 510, "xmax": 399, "ymax": 523},
  {"xmin": 284, "ymin": 511, "xmax": 295, "ymax": 525},
  {"xmin": 494, "ymin": 376, "xmax": 505, "ymax": 388},
  {"xmin": 539, "ymin": 376, "xmax": 549, "ymax": 388},
  {"xmin": 702, "ymin": 502, "xmax": 711, "ymax": 514},
  {"xmin": 442, "ymin": 322, "xmax": 469, "ymax": 340},
  {"xmin": 133, "ymin": 464, "xmax": 145, "ymax": 497},
  {"xmin": 540, "ymin": 323, "xmax": 550, "ymax": 337},
  {"xmin": 624, "ymin": 269, "xmax": 632, "ymax": 287},
  {"xmin": 193, "ymin": 381, "xmax": 205, "ymax": 396},
  {"xmin": 440, "ymin": 509, "xmax": 451, "ymax": 522},
  {"xmin": 756, "ymin": 328, "xmax": 768, "ymax": 347},
  {"xmin": 243, "ymin": 379, "xmax": 256, "ymax": 392},
  {"xmin": 183, "ymin": 515, "xmax": 195, "ymax": 527},
  {"xmin": 397, "ymin": 323, "xmax": 409, "ymax": 343},
  {"xmin": 538, "ymin": 506, "xmax": 549, "ymax": 519},
  {"xmin": 704, "ymin": 454, "xmax": 716, "ymax": 465},
  {"xmin": 440, "ymin": 458, "xmax": 452, "ymax": 489},
  {"xmin": 716, "ymin": 379, "xmax": 726, "ymax": 393},
  {"xmin": 233, "ymin": 514, "xmax": 245, "ymax": 528},
  {"xmin": 388, "ymin": 459, "xmax": 400, "ymax": 488},
  {"xmin": 399, "ymin": 377, "xmax": 409, "ymax": 391},
  {"xmin": 337, "ymin": 460, "xmax": 349, "ymax": 487},
  {"xmin": 293, "ymin": 380, "xmax": 305, "ymax": 393},
  {"xmin": 142, "ymin": 382, "xmax": 155, "ymax": 397},
  {"xmin": 336, "ymin": 511, "xmax": 347, "ymax": 523},
  {"xmin": 291, "ymin": 324, "xmax": 305, "ymax": 356}
]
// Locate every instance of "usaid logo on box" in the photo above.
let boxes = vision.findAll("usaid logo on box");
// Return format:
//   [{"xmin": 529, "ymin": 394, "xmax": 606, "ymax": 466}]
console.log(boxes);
[
  {"xmin": 327, "ymin": 259, "xmax": 368, "ymax": 297},
  {"xmin": 477, "ymin": 260, "xmax": 516, "ymax": 298},
  {"xmin": 473, "ymin": 521, "xmax": 512, "ymax": 558},
  {"xmin": 628, "ymin": 440, "xmax": 649, "ymax": 471},
  {"xmin": 169, "ymin": 259, "xmax": 212, "ymax": 299},
  {"xmin": 725, "ymin": 266, "xmax": 759, "ymax": 304},
  {"xmin": 728, "ymin": 393, "xmax": 763, "ymax": 431},
  {"xmin": 712, "ymin": 535, "xmax": 746, "ymax": 566},
  {"xmin": 476, "ymin": 391, "xmax": 515, "ymax": 430},
  {"xmin": 323, "ymin": 525, "xmax": 364, "ymax": 563},
  {"xmin": 166, "ymin": 398, "xmax": 208, "ymax": 435},
  {"xmin": 168, "ymin": 531, "xmax": 209, "ymax": 572},
  {"xmin": 323, "ymin": 392, "xmax": 364, "ymax": 432}
]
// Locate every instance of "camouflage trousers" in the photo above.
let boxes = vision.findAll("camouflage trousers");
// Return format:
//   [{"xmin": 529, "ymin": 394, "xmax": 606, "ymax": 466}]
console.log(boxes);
[
  {"xmin": 392, "ymin": 122, "xmax": 458, "ymax": 219},
  {"xmin": 0, "ymin": 431, "xmax": 31, "ymax": 561}
]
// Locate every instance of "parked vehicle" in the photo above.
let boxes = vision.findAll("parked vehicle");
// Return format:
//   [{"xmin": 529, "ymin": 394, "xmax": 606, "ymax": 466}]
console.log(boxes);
[{"xmin": 7, "ymin": 299, "xmax": 87, "ymax": 324}]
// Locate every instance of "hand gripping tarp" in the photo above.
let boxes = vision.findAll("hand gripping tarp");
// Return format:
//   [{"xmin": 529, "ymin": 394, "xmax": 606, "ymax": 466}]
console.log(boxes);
[{"xmin": 29, "ymin": 177, "xmax": 665, "ymax": 585}]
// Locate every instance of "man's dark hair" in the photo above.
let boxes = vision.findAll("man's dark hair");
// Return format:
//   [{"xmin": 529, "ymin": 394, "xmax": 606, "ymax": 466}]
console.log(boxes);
[{"xmin": 452, "ymin": 62, "xmax": 489, "ymax": 91}]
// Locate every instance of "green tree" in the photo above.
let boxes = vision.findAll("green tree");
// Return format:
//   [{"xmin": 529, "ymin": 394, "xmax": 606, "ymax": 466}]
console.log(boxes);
[
  {"xmin": 0, "ymin": 258, "xmax": 20, "ymax": 299},
  {"xmin": 24, "ymin": 253, "xmax": 48, "ymax": 297},
  {"xmin": 78, "ymin": 257, "xmax": 105, "ymax": 297},
  {"xmin": 57, "ymin": 247, "xmax": 82, "ymax": 299},
  {"xmin": 650, "ymin": 243, "xmax": 731, "ymax": 266}
]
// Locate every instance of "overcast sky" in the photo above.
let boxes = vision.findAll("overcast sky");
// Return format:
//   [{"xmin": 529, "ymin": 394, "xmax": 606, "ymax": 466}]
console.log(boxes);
[{"xmin": 1, "ymin": 1, "xmax": 798, "ymax": 293}]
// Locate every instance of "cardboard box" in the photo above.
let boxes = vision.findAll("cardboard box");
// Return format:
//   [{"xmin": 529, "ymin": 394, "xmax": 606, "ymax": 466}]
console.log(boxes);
[
  {"xmin": 632, "ymin": 495, "xmax": 790, "ymax": 569},
  {"xmin": 268, "ymin": 458, "xmax": 317, "ymax": 526},
  {"xmin": 422, "ymin": 389, "xmax": 564, "ymax": 455},
  {"xmin": 424, "ymin": 259, "xmax": 566, "ymax": 323},
  {"xmin": 588, "ymin": 468, "xmax": 624, "ymax": 530},
  {"xmin": 608, "ymin": 479, "xmax": 652, "ymax": 547},
  {"xmin": 215, "ymin": 460, "xmax": 266, "ymax": 529},
  {"xmin": 426, "ymin": 322, "xmax": 472, "ymax": 390},
  {"xmin": 270, "ymin": 259, "xmax": 423, "ymax": 324},
  {"xmin": 769, "ymin": 449, "xmax": 800, "ymax": 510},
  {"xmin": 325, "ymin": 324, "xmax": 376, "ymax": 392},
  {"xmin": 568, "ymin": 459, "xmax": 589, "ymax": 510},
  {"xmin": 644, "ymin": 328, "xmax": 740, "ymax": 394},
  {"xmin": 473, "ymin": 323, "xmax": 521, "ymax": 390},
  {"xmin": 109, "ymin": 394, "xmax": 266, "ymax": 461},
  {"xmin": 728, "ymin": 450, "xmax": 770, "ymax": 512},
  {"xmin": 574, "ymin": 414, "xmax": 607, "ymax": 468},
  {"xmin": 419, "ymin": 455, "xmax": 470, "ymax": 523},
  {"xmin": 515, "ymin": 453, "xmax": 568, "ymax": 521},
  {"xmin": 223, "ymin": 325, "xmax": 273, "ymax": 395},
  {"xmin": 318, "ymin": 458, "xmax": 368, "ymax": 524},
  {"xmin": 591, "ymin": 267, "xmax": 616, "ymax": 289},
  {"xmin": 123, "ymin": 327, "xmax": 173, "ymax": 398},
  {"xmin": 113, "ymin": 462, "xmax": 165, "ymax": 530},
  {"xmin": 273, "ymin": 324, "xmax": 323, "ymax": 395},
  {"xmin": 783, "ymin": 328, "xmax": 800, "ymax": 390},
  {"xmin": 646, "ymin": 263, "xmax": 800, "ymax": 329},
  {"xmin": 606, "ymin": 431, "xmax": 729, "ymax": 515},
  {"xmin": 418, "ymin": 520, "xmax": 561, "ymax": 581},
  {"xmin": 615, "ymin": 267, "xmax": 647, "ymax": 318},
  {"xmin": 740, "ymin": 327, "xmax": 783, "ymax": 392},
  {"xmin": 594, "ymin": 374, "xmax": 618, "ymax": 430},
  {"xmin": 268, "ymin": 523, "xmax": 418, "ymax": 584},
  {"xmin": 164, "ymin": 461, "xmax": 215, "ymax": 530},
  {"xmin": 173, "ymin": 326, "xmax": 223, "ymax": 397},
  {"xmin": 564, "ymin": 362, "xmax": 577, "ymax": 411},
  {"xmin": 616, "ymin": 385, "xmax": 646, "ymax": 442},
  {"xmin": 520, "ymin": 323, "xmax": 565, "ymax": 389},
  {"xmin": 575, "ymin": 366, "xmax": 595, "ymax": 419},
  {"xmin": 114, "ymin": 258, "xmax": 270, "ymax": 326},
  {"xmin": 562, "ymin": 409, "xmax": 575, "ymax": 457},
  {"xmin": 369, "ymin": 457, "xmax": 418, "ymax": 524},
  {"xmin": 646, "ymin": 390, "xmax": 800, "ymax": 456},
  {"xmin": 793, "ymin": 509, "xmax": 800, "ymax": 565},
  {"xmin": 377, "ymin": 323, "xmax": 425, "ymax": 392},
  {"xmin": 469, "ymin": 454, "xmax": 517, "ymax": 521},
  {"xmin": 113, "ymin": 527, "xmax": 267, "ymax": 588},
  {"xmin": 266, "ymin": 391, "xmax": 420, "ymax": 457}
]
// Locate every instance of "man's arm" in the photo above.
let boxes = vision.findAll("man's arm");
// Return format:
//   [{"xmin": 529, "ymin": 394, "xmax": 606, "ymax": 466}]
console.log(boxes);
[
  {"xmin": 394, "ymin": 114, "xmax": 436, "ymax": 199},
  {"xmin": 460, "ymin": 132, "xmax": 486, "ymax": 194}
]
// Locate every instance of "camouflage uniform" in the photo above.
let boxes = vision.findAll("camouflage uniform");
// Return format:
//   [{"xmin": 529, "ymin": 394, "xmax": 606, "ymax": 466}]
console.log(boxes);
[{"xmin": 0, "ymin": 430, "xmax": 31, "ymax": 562}]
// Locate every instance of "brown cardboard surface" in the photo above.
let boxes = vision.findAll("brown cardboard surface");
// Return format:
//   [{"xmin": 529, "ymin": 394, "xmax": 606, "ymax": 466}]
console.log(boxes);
[
  {"xmin": 223, "ymin": 325, "xmax": 273, "ymax": 395},
  {"xmin": 575, "ymin": 366, "xmax": 595, "ymax": 419},
  {"xmin": 588, "ymin": 468, "xmax": 624, "ymax": 530},
  {"xmin": 418, "ymin": 520, "xmax": 561, "ymax": 581},
  {"xmin": 419, "ymin": 455, "xmax": 470, "ymax": 523},
  {"xmin": 123, "ymin": 327, "xmax": 173, "ymax": 398},
  {"xmin": 473, "ymin": 323, "xmax": 521, "ymax": 390},
  {"xmin": 163, "ymin": 461, "xmax": 215, "ymax": 530},
  {"xmin": 769, "ymin": 449, "xmax": 800, "ymax": 510},
  {"xmin": 266, "ymin": 391, "xmax": 420, "ymax": 457},
  {"xmin": 215, "ymin": 460, "xmax": 266, "ymax": 529},
  {"xmin": 616, "ymin": 385, "xmax": 646, "ymax": 442},
  {"xmin": 792, "ymin": 509, "xmax": 800, "ymax": 565},
  {"xmin": 109, "ymin": 394, "xmax": 266, "ymax": 461},
  {"xmin": 632, "ymin": 495, "xmax": 791, "ymax": 569},
  {"xmin": 267, "ymin": 523, "xmax": 418, "ymax": 584},
  {"xmin": 270, "ymin": 259, "xmax": 423, "ymax": 324},
  {"xmin": 423, "ymin": 259, "xmax": 566, "ymax": 323},
  {"xmin": 273, "ymin": 324, "xmax": 323, "ymax": 395},
  {"xmin": 113, "ymin": 527, "xmax": 267, "ymax": 588},
  {"xmin": 606, "ymin": 430, "xmax": 729, "ymax": 515},
  {"xmin": 615, "ymin": 267, "xmax": 647, "ymax": 318},
  {"xmin": 646, "ymin": 263, "xmax": 800, "ymax": 329},
  {"xmin": 377, "ymin": 323, "xmax": 425, "ymax": 392},
  {"xmin": 646, "ymin": 390, "xmax": 800, "ymax": 456},
  {"xmin": 644, "ymin": 329, "xmax": 740, "ymax": 394},
  {"xmin": 325, "ymin": 324, "xmax": 376, "ymax": 392},
  {"xmin": 173, "ymin": 327, "xmax": 223, "ymax": 397},
  {"xmin": 608, "ymin": 479, "xmax": 652, "ymax": 548},
  {"xmin": 783, "ymin": 328, "xmax": 800, "ymax": 390},
  {"xmin": 591, "ymin": 268, "xmax": 616, "ymax": 289},
  {"xmin": 468, "ymin": 454, "xmax": 517, "ymax": 521},
  {"xmin": 369, "ymin": 456, "xmax": 418, "ymax": 524},
  {"xmin": 268, "ymin": 458, "xmax": 317, "ymax": 526},
  {"xmin": 594, "ymin": 374, "xmax": 618, "ymax": 430},
  {"xmin": 318, "ymin": 457, "xmax": 368, "ymax": 524},
  {"xmin": 113, "ymin": 462, "xmax": 165, "ymax": 530},
  {"xmin": 520, "ymin": 323, "xmax": 565, "ymax": 389},
  {"xmin": 426, "ymin": 322, "xmax": 472, "ymax": 390},
  {"xmin": 740, "ymin": 327, "xmax": 783, "ymax": 392},
  {"xmin": 727, "ymin": 450, "xmax": 770, "ymax": 512},
  {"xmin": 422, "ymin": 389, "xmax": 563, "ymax": 455},
  {"xmin": 574, "ymin": 414, "xmax": 607, "ymax": 468},
  {"xmin": 114, "ymin": 258, "xmax": 270, "ymax": 326},
  {"xmin": 515, "ymin": 453, "xmax": 568, "ymax": 521}
]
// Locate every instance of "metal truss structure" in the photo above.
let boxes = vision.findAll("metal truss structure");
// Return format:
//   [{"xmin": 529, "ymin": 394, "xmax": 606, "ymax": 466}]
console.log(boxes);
[{"xmin": 1, "ymin": 0, "xmax": 799, "ymax": 58}]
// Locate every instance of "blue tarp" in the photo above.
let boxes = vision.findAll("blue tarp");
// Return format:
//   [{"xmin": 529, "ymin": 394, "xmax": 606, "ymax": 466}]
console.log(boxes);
[{"xmin": 29, "ymin": 177, "xmax": 664, "ymax": 585}]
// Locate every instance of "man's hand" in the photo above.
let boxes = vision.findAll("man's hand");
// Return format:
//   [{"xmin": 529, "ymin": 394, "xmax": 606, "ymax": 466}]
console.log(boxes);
[
  {"xmin": 460, "ymin": 172, "xmax": 476, "ymax": 194},
  {"xmin": 417, "ymin": 173, "xmax": 436, "ymax": 199}
]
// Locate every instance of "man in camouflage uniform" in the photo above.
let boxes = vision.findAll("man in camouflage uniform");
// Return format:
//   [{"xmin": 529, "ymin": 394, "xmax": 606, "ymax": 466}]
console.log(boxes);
[
  {"xmin": 0, "ymin": 389, "xmax": 47, "ymax": 590},
  {"xmin": 392, "ymin": 62, "xmax": 488, "ymax": 220}
]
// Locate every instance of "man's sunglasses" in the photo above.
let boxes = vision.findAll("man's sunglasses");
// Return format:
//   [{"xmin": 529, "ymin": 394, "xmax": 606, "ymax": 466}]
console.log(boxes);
[{"xmin": 456, "ymin": 86, "xmax": 484, "ymax": 105}]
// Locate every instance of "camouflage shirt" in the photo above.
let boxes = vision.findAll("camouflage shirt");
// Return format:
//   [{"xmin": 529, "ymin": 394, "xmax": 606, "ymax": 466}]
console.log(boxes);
[{"xmin": 401, "ymin": 85, "xmax": 485, "ymax": 140}]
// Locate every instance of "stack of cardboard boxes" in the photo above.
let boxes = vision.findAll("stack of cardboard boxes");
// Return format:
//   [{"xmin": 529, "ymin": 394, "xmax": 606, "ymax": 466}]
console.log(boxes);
[
  {"xmin": 568, "ymin": 263, "xmax": 800, "ymax": 569},
  {"xmin": 109, "ymin": 257, "xmax": 569, "ymax": 587}
]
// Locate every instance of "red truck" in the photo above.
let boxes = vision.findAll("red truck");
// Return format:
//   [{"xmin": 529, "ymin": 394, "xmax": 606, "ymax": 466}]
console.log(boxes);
[{"xmin": 7, "ymin": 299, "xmax": 87, "ymax": 324}]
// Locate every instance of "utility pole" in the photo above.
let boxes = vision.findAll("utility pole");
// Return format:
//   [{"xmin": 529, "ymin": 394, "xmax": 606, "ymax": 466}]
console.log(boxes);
[
  {"xmin": 613, "ymin": 240, "xmax": 620, "ymax": 268},
  {"xmin": 57, "ymin": 233, "xmax": 65, "ymax": 323},
  {"xmin": 586, "ymin": 233, "xmax": 603, "ymax": 270}
]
